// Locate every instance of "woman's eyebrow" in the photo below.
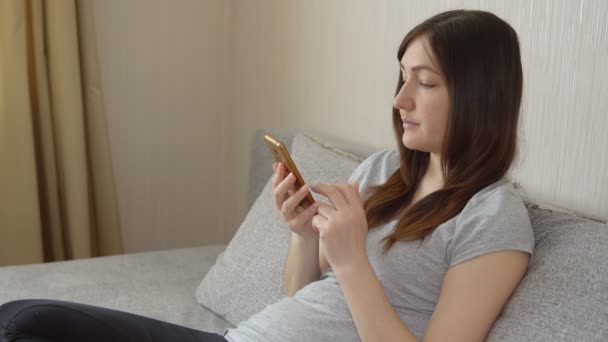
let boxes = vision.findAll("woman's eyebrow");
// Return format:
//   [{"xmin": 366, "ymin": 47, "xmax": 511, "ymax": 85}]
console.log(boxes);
[{"xmin": 400, "ymin": 63, "xmax": 439, "ymax": 75}]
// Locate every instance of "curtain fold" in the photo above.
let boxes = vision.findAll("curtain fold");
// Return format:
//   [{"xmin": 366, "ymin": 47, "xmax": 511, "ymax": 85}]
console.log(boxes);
[{"xmin": 0, "ymin": 0, "xmax": 123, "ymax": 266}]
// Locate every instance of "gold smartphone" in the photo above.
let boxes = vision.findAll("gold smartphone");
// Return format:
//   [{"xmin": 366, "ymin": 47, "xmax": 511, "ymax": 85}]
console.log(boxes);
[{"xmin": 264, "ymin": 134, "xmax": 315, "ymax": 207}]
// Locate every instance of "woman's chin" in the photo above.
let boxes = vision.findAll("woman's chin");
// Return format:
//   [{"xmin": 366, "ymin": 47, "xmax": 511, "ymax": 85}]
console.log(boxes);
[
  {"xmin": 402, "ymin": 136, "xmax": 419, "ymax": 150},
  {"xmin": 402, "ymin": 137, "xmax": 431, "ymax": 153}
]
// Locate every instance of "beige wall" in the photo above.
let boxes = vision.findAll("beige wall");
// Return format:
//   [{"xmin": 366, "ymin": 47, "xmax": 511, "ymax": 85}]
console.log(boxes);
[
  {"xmin": 93, "ymin": 0, "xmax": 607, "ymax": 253},
  {"xmin": 224, "ymin": 0, "xmax": 608, "ymax": 229},
  {"xmin": 92, "ymin": 0, "xmax": 229, "ymax": 252}
]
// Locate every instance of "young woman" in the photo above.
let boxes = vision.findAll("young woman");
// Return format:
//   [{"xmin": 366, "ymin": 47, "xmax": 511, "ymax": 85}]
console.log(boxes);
[{"xmin": 0, "ymin": 9, "xmax": 534, "ymax": 342}]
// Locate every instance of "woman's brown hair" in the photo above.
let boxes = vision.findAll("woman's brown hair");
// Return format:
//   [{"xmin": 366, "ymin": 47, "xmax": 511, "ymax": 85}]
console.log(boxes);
[{"xmin": 365, "ymin": 10, "xmax": 523, "ymax": 254}]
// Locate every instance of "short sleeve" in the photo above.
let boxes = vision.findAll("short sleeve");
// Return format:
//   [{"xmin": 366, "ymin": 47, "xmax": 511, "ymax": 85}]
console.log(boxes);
[
  {"xmin": 347, "ymin": 148, "xmax": 400, "ymax": 200},
  {"xmin": 347, "ymin": 153, "xmax": 374, "ymax": 183},
  {"xmin": 447, "ymin": 186, "xmax": 535, "ymax": 268}
]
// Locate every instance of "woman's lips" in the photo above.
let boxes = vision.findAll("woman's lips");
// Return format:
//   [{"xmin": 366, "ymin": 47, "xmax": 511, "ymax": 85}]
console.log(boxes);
[
  {"xmin": 402, "ymin": 119, "xmax": 419, "ymax": 128},
  {"xmin": 401, "ymin": 118, "xmax": 419, "ymax": 125}
]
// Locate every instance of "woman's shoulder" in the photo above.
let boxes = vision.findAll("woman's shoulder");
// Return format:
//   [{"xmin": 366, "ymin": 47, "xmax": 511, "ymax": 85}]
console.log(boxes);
[
  {"xmin": 460, "ymin": 178, "xmax": 528, "ymax": 220},
  {"xmin": 446, "ymin": 178, "xmax": 535, "ymax": 267}
]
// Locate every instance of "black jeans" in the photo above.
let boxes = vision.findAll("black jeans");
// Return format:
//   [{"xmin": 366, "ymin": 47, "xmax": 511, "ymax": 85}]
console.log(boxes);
[{"xmin": 0, "ymin": 299, "xmax": 228, "ymax": 342}]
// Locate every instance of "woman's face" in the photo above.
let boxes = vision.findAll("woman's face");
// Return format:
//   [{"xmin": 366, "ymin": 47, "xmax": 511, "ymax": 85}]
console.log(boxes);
[{"xmin": 393, "ymin": 36, "xmax": 449, "ymax": 155}]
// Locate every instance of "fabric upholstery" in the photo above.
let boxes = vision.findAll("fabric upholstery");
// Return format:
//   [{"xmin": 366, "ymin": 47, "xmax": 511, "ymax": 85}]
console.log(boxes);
[
  {"xmin": 0, "ymin": 245, "xmax": 233, "ymax": 334},
  {"xmin": 487, "ymin": 205, "xmax": 608, "ymax": 342}
]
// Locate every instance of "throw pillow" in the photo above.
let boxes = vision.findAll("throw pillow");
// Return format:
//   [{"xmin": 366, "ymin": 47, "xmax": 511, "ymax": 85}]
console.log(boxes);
[
  {"xmin": 195, "ymin": 133, "xmax": 363, "ymax": 325},
  {"xmin": 487, "ymin": 205, "xmax": 608, "ymax": 341}
]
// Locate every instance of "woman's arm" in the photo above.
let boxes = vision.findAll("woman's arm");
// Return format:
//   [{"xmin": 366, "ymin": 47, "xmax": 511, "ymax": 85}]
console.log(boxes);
[
  {"xmin": 337, "ymin": 250, "xmax": 530, "ymax": 342},
  {"xmin": 283, "ymin": 232, "xmax": 321, "ymax": 297},
  {"xmin": 421, "ymin": 250, "xmax": 530, "ymax": 341}
]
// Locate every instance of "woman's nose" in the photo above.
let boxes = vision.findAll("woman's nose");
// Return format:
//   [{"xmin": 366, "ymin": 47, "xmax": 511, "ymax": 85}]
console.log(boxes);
[{"xmin": 393, "ymin": 84, "xmax": 413, "ymax": 111}]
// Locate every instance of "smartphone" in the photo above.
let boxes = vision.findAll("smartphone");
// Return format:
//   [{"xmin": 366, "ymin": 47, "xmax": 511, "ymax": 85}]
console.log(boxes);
[{"xmin": 264, "ymin": 134, "xmax": 315, "ymax": 207}]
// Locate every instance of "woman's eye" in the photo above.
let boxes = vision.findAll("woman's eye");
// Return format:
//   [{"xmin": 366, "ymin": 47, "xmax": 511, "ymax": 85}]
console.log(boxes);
[
  {"xmin": 401, "ymin": 77, "xmax": 435, "ymax": 89},
  {"xmin": 402, "ymin": 78, "xmax": 434, "ymax": 88}
]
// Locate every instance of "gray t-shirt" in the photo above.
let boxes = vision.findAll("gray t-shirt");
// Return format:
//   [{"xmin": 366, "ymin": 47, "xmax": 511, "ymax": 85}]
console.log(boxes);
[{"xmin": 224, "ymin": 148, "xmax": 535, "ymax": 342}]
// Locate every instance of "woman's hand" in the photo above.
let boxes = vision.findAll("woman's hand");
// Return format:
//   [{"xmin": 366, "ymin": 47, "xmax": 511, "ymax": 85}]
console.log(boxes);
[
  {"xmin": 310, "ymin": 181, "xmax": 369, "ymax": 274},
  {"xmin": 272, "ymin": 162, "xmax": 322, "ymax": 239}
]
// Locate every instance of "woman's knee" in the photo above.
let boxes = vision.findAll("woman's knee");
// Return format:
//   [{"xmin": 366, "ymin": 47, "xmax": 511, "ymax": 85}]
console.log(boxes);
[
  {"xmin": 0, "ymin": 299, "xmax": 59, "ymax": 340},
  {"xmin": 0, "ymin": 299, "xmax": 46, "ymax": 323}
]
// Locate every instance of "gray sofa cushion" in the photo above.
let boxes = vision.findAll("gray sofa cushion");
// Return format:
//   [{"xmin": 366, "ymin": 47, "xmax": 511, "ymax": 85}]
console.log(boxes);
[
  {"xmin": 0, "ymin": 244, "xmax": 233, "ymax": 334},
  {"xmin": 195, "ymin": 133, "xmax": 363, "ymax": 326},
  {"xmin": 487, "ymin": 206, "xmax": 608, "ymax": 342}
]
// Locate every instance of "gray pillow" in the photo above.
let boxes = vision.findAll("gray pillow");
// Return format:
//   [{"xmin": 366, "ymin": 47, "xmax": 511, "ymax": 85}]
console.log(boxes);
[
  {"xmin": 487, "ymin": 205, "xmax": 608, "ymax": 342},
  {"xmin": 195, "ymin": 133, "xmax": 363, "ymax": 326}
]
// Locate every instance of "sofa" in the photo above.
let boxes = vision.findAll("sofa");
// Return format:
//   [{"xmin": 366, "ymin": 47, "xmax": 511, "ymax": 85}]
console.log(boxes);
[{"xmin": 1, "ymin": 128, "xmax": 607, "ymax": 341}]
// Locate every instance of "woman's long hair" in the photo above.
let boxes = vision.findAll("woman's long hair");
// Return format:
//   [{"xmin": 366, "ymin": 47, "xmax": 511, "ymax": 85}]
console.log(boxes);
[{"xmin": 365, "ymin": 10, "xmax": 524, "ymax": 255}]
